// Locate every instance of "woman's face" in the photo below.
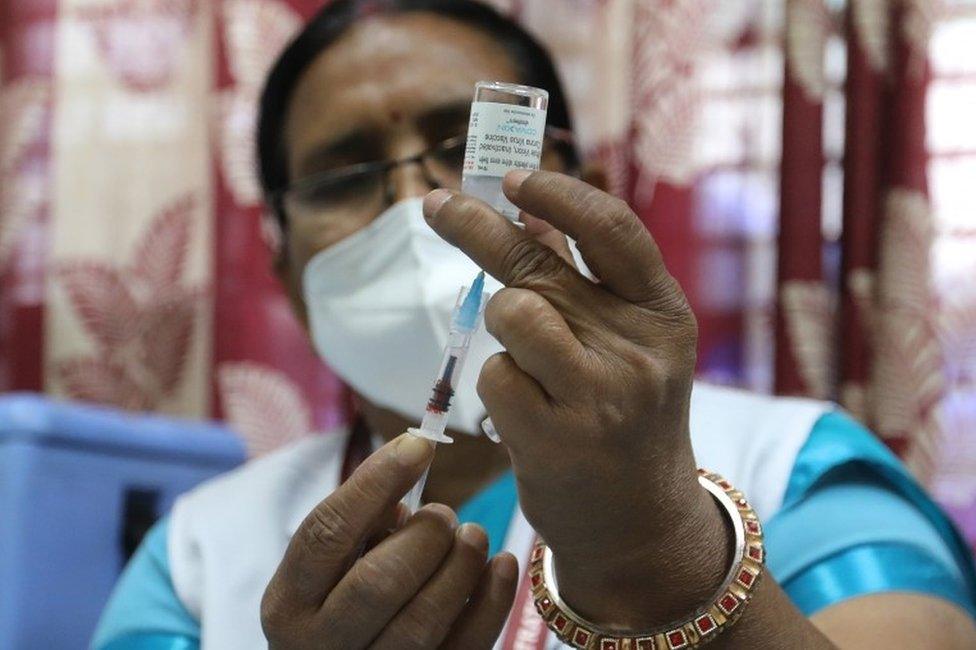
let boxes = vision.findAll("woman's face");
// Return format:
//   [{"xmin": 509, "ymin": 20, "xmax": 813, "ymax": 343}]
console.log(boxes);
[{"xmin": 279, "ymin": 12, "xmax": 521, "ymax": 315}]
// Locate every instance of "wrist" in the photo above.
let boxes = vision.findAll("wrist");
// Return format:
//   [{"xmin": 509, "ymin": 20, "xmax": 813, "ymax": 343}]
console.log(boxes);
[{"xmin": 551, "ymin": 474, "xmax": 733, "ymax": 630}]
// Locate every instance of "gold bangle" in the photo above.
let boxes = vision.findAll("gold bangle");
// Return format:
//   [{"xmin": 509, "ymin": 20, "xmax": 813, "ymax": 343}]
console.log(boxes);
[{"xmin": 529, "ymin": 470, "xmax": 765, "ymax": 649}]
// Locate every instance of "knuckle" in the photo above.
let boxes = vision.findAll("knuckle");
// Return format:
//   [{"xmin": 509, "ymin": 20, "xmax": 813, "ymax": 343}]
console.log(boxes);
[
  {"xmin": 615, "ymin": 342, "xmax": 693, "ymax": 406},
  {"xmin": 501, "ymin": 238, "xmax": 565, "ymax": 289},
  {"xmin": 594, "ymin": 199, "xmax": 639, "ymax": 245},
  {"xmin": 260, "ymin": 585, "xmax": 292, "ymax": 642},
  {"xmin": 346, "ymin": 464, "xmax": 390, "ymax": 504},
  {"xmin": 349, "ymin": 554, "xmax": 401, "ymax": 609},
  {"xmin": 624, "ymin": 345, "xmax": 663, "ymax": 386},
  {"xmin": 571, "ymin": 350, "xmax": 603, "ymax": 388},
  {"xmin": 484, "ymin": 290, "xmax": 519, "ymax": 334},
  {"xmin": 477, "ymin": 352, "xmax": 512, "ymax": 402},
  {"xmin": 486, "ymin": 290, "xmax": 550, "ymax": 338},
  {"xmin": 512, "ymin": 292, "xmax": 551, "ymax": 329},
  {"xmin": 647, "ymin": 288, "xmax": 699, "ymax": 351},
  {"xmin": 595, "ymin": 398, "xmax": 628, "ymax": 431},
  {"xmin": 301, "ymin": 499, "xmax": 355, "ymax": 557}
]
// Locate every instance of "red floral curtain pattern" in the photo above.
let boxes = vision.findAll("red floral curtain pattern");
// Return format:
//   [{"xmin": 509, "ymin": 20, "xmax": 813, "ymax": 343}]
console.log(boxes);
[
  {"xmin": 773, "ymin": 0, "xmax": 976, "ymax": 547},
  {"xmin": 0, "ymin": 0, "xmax": 343, "ymax": 452},
  {"xmin": 1, "ymin": 0, "xmax": 55, "ymax": 395},
  {"xmin": 53, "ymin": 195, "xmax": 203, "ymax": 411},
  {"xmin": 211, "ymin": 0, "xmax": 347, "ymax": 454},
  {"xmin": 776, "ymin": 0, "xmax": 832, "ymax": 401}
]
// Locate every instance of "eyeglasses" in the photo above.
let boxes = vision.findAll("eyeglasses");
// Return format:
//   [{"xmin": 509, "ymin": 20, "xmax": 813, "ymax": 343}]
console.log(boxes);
[{"xmin": 271, "ymin": 127, "xmax": 576, "ymax": 225}]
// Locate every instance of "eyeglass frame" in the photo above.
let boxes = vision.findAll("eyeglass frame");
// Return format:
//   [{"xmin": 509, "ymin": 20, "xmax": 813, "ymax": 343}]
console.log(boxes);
[{"xmin": 267, "ymin": 125, "xmax": 577, "ymax": 224}]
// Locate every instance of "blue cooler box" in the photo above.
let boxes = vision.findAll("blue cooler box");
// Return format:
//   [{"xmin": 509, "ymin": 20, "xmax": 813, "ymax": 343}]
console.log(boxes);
[{"xmin": 0, "ymin": 394, "xmax": 245, "ymax": 649}]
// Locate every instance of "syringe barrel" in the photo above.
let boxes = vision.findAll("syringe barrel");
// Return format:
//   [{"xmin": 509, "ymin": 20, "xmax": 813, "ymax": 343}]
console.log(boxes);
[
  {"xmin": 415, "ymin": 285, "xmax": 488, "ymax": 441},
  {"xmin": 424, "ymin": 341, "xmax": 471, "ymax": 416}
]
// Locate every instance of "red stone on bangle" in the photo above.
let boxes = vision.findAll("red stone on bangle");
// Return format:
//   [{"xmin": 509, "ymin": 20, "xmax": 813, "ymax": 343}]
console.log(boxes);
[
  {"xmin": 748, "ymin": 543, "xmax": 763, "ymax": 561},
  {"xmin": 667, "ymin": 629, "xmax": 689, "ymax": 648},
  {"xmin": 553, "ymin": 614, "xmax": 569, "ymax": 632},
  {"xmin": 695, "ymin": 613, "xmax": 717, "ymax": 635},
  {"xmin": 720, "ymin": 593, "xmax": 738, "ymax": 613},
  {"xmin": 573, "ymin": 628, "xmax": 593, "ymax": 646},
  {"xmin": 736, "ymin": 569, "xmax": 756, "ymax": 588}
]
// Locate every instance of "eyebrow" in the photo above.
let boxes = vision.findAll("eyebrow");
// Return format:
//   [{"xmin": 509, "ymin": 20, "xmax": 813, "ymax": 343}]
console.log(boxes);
[
  {"xmin": 415, "ymin": 100, "xmax": 472, "ymax": 134},
  {"xmin": 293, "ymin": 99, "xmax": 473, "ymax": 179},
  {"xmin": 295, "ymin": 130, "xmax": 381, "ymax": 179}
]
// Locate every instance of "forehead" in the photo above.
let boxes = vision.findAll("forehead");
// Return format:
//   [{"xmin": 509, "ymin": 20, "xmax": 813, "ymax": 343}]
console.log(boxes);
[{"xmin": 285, "ymin": 13, "xmax": 520, "ymax": 165}]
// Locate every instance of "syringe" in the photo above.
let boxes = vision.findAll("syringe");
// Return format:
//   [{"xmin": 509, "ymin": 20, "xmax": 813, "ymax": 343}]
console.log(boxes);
[{"xmin": 403, "ymin": 271, "xmax": 488, "ymax": 514}]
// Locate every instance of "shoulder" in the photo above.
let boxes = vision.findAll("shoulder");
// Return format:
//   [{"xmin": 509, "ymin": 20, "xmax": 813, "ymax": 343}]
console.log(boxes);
[
  {"xmin": 91, "ymin": 518, "xmax": 200, "ymax": 649},
  {"xmin": 688, "ymin": 382, "xmax": 831, "ymax": 519},
  {"xmin": 765, "ymin": 411, "xmax": 976, "ymax": 616}
]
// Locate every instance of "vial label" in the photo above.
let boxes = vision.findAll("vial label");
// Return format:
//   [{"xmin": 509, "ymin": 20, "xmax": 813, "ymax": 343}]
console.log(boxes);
[
  {"xmin": 463, "ymin": 101, "xmax": 546, "ymax": 178},
  {"xmin": 462, "ymin": 101, "xmax": 547, "ymax": 221}
]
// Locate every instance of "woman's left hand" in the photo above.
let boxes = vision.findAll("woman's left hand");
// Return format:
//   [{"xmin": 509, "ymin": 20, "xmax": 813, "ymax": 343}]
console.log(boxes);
[{"xmin": 423, "ymin": 171, "xmax": 728, "ymax": 626}]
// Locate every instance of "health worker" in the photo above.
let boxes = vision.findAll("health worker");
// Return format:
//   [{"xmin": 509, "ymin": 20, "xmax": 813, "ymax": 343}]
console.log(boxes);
[{"xmin": 93, "ymin": 1, "xmax": 976, "ymax": 649}]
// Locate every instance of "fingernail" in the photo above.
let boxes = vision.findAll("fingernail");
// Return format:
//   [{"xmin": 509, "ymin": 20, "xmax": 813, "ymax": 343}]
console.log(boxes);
[
  {"xmin": 395, "ymin": 434, "xmax": 433, "ymax": 467},
  {"xmin": 423, "ymin": 189, "xmax": 453, "ymax": 220},
  {"xmin": 422, "ymin": 503, "xmax": 459, "ymax": 529},
  {"xmin": 503, "ymin": 169, "xmax": 532, "ymax": 196},
  {"xmin": 395, "ymin": 503, "xmax": 410, "ymax": 528},
  {"xmin": 458, "ymin": 523, "xmax": 488, "ymax": 550},
  {"xmin": 494, "ymin": 553, "xmax": 519, "ymax": 581},
  {"xmin": 481, "ymin": 417, "xmax": 500, "ymax": 443}
]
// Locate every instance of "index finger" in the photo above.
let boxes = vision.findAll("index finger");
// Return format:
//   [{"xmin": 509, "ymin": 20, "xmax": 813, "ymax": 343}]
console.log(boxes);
[
  {"xmin": 269, "ymin": 433, "xmax": 434, "ymax": 608},
  {"xmin": 503, "ymin": 170, "xmax": 676, "ymax": 308},
  {"xmin": 423, "ymin": 190, "xmax": 587, "ymax": 294}
]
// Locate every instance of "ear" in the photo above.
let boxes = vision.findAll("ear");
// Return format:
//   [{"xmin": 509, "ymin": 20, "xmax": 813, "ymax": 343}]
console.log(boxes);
[
  {"xmin": 263, "ymin": 213, "xmax": 311, "ymax": 329},
  {"xmin": 278, "ymin": 256, "xmax": 311, "ymax": 332},
  {"xmin": 580, "ymin": 160, "xmax": 609, "ymax": 192}
]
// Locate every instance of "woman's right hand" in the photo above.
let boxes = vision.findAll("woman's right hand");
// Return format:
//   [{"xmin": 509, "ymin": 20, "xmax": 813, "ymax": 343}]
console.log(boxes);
[{"xmin": 260, "ymin": 434, "xmax": 519, "ymax": 650}]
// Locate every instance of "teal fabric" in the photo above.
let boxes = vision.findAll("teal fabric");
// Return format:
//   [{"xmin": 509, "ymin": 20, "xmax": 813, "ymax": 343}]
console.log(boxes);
[
  {"xmin": 456, "ymin": 470, "xmax": 519, "ymax": 557},
  {"xmin": 98, "ymin": 634, "xmax": 199, "ymax": 650},
  {"xmin": 784, "ymin": 544, "xmax": 973, "ymax": 618},
  {"xmin": 767, "ymin": 467, "xmax": 960, "ymax": 578},
  {"xmin": 90, "ymin": 518, "xmax": 200, "ymax": 650},
  {"xmin": 768, "ymin": 411, "xmax": 976, "ymax": 617}
]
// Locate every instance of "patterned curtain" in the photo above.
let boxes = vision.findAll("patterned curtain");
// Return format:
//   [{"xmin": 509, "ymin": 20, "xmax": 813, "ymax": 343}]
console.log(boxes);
[
  {"xmin": 773, "ymin": 0, "xmax": 976, "ymax": 549},
  {"xmin": 2, "ymin": 0, "xmax": 975, "ymax": 543},
  {"xmin": 0, "ymin": 0, "xmax": 343, "ymax": 458}
]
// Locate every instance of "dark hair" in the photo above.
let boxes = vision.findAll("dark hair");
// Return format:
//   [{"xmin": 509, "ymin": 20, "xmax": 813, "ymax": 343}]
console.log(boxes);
[{"xmin": 257, "ymin": 0, "xmax": 577, "ymax": 223}]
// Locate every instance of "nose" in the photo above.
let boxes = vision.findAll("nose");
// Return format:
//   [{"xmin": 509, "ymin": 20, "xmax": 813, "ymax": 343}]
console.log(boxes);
[
  {"xmin": 388, "ymin": 160, "xmax": 436, "ymax": 203},
  {"xmin": 386, "ymin": 131, "xmax": 438, "ymax": 203}
]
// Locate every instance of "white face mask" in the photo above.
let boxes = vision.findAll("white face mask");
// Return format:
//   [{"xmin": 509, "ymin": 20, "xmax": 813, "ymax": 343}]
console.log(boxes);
[{"xmin": 302, "ymin": 198, "xmax": 504, "ymax": 435}]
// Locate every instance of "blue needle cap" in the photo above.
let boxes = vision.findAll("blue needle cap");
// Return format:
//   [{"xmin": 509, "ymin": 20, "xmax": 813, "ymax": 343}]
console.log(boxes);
[{"xmin": 455, "ymin": 271, "xmax": 486, "ymax": 331}]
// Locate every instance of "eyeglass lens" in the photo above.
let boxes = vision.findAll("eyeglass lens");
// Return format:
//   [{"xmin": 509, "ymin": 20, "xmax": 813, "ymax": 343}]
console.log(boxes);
[{"xmin": 284, "ymin": 139, "xmax": 465, "ymax": 220}]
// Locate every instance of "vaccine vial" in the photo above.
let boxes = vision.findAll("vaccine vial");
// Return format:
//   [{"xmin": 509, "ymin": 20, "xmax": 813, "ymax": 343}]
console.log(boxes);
[{"xmin": 462, "ymin": 81, "xmax": 548, "ymax": 221}]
